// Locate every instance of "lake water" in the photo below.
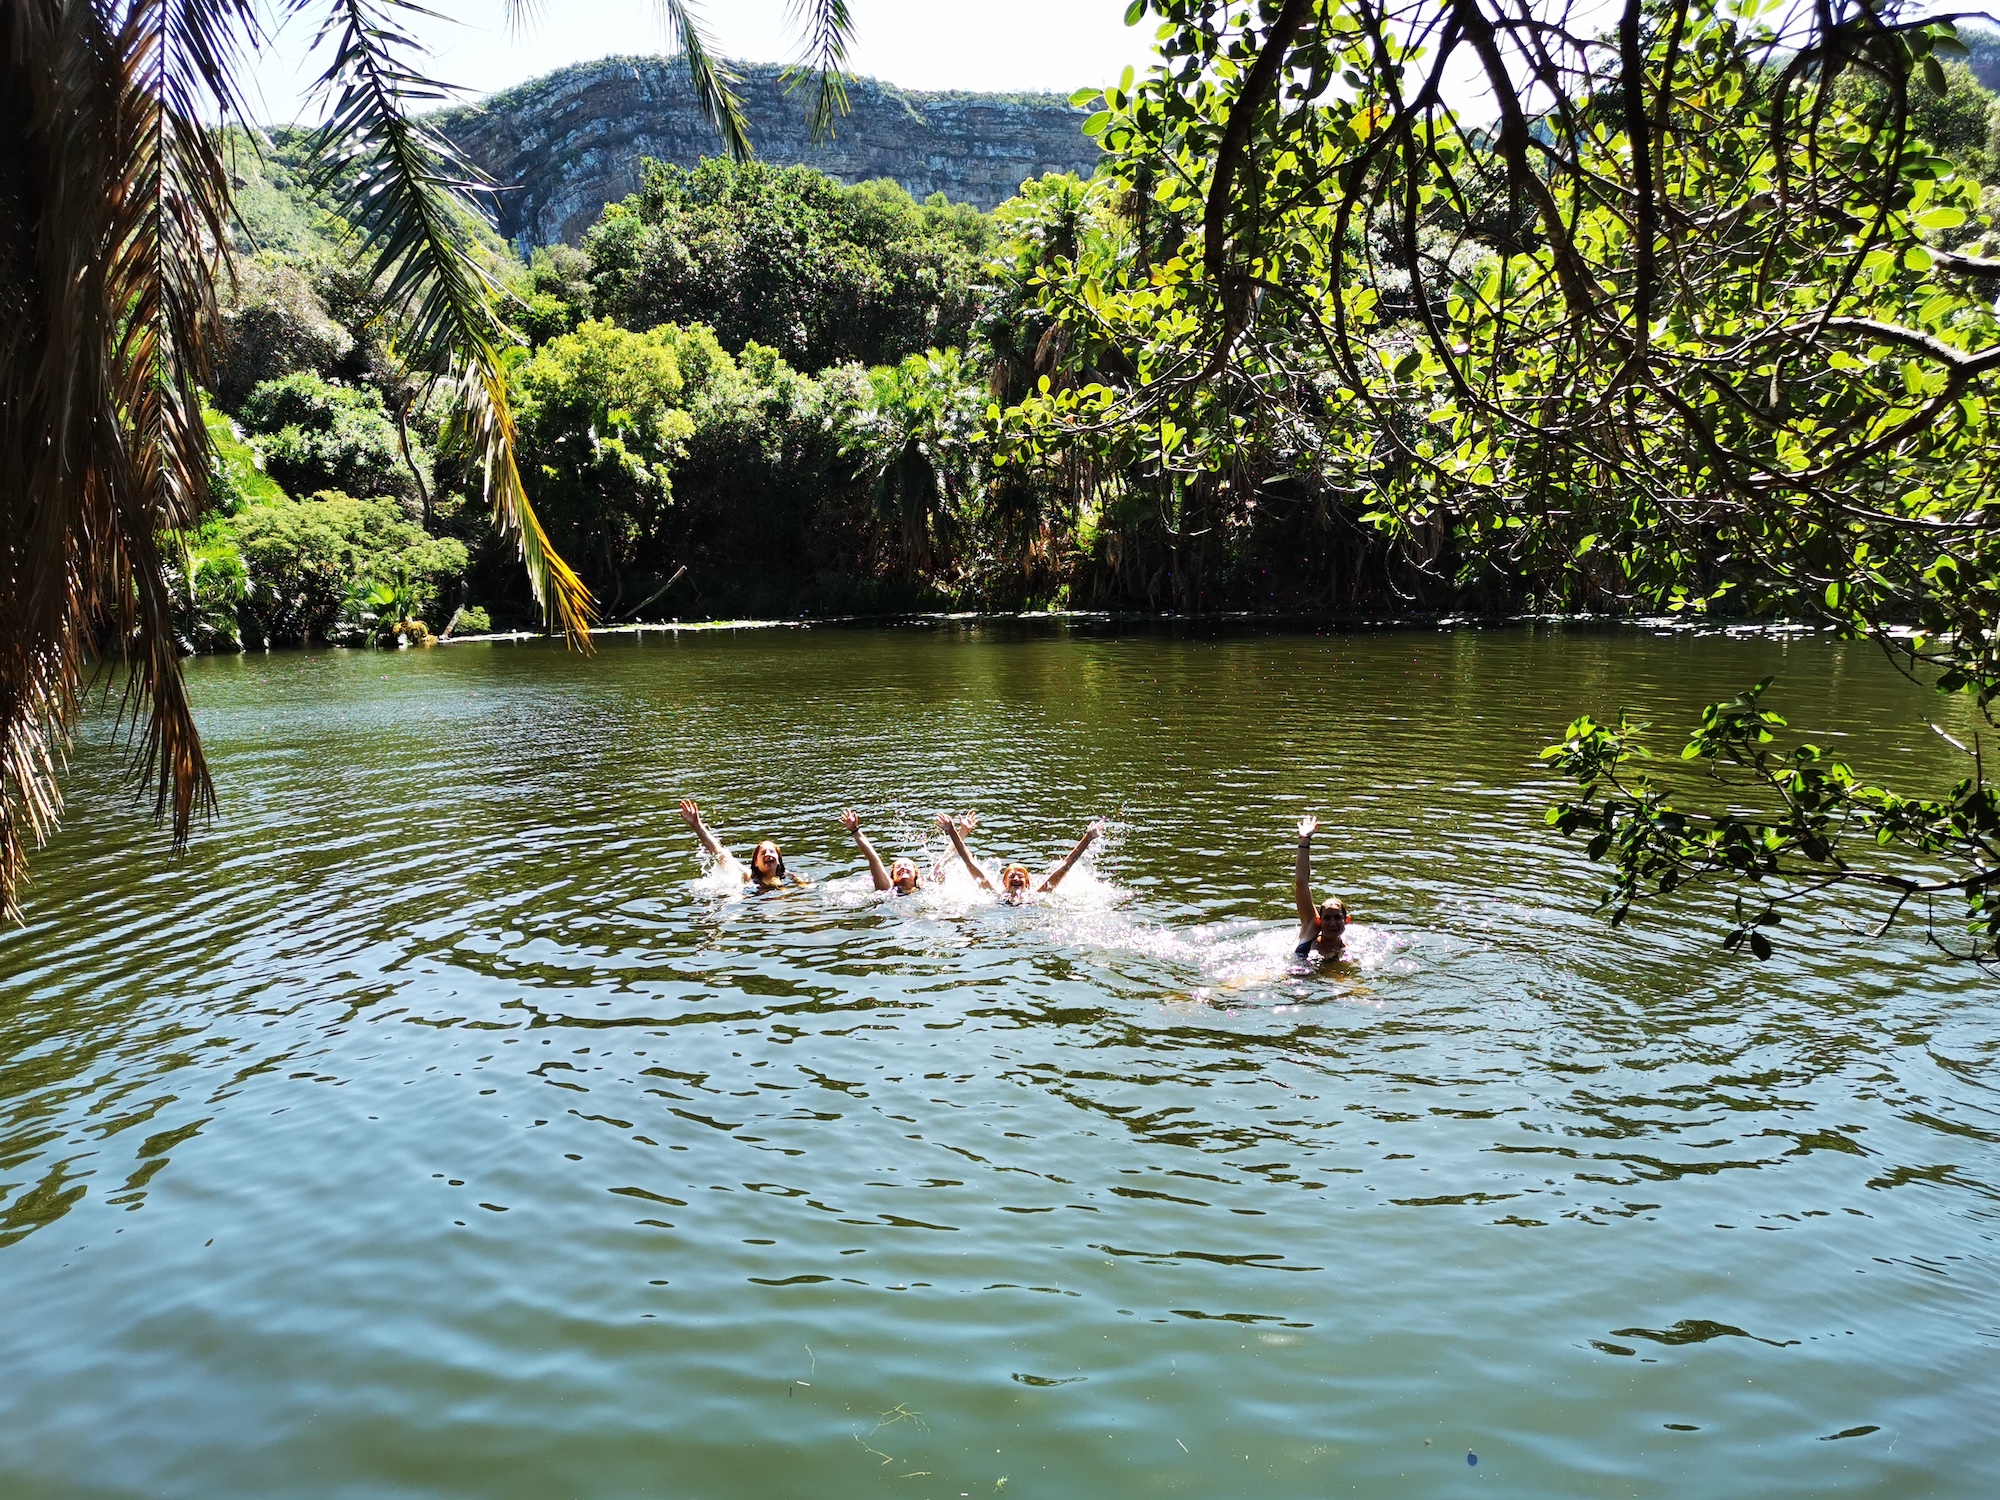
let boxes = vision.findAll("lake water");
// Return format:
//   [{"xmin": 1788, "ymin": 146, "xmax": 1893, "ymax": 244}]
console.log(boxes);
[{"xmin": 1, "ymin": 622, "xmax": 1995, "ymax": 1497}]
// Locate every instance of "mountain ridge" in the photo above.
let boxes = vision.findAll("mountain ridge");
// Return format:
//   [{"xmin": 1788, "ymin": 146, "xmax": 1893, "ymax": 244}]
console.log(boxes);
[{"xmin": 431, "ymin": 56, "xmax": 1104, "ymax": 248}]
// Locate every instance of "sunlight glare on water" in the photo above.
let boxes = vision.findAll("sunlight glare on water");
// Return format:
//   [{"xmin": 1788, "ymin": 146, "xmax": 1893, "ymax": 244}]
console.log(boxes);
[{"xmin": 0, "ymin": 621, "xmax": 1995, "ymax": 1497}]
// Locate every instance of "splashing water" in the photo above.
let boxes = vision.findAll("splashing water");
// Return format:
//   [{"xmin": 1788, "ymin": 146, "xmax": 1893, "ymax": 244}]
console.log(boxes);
[{"xmin": 694, "ymin": 827, "xmax": 1407, "ymax": 1003}]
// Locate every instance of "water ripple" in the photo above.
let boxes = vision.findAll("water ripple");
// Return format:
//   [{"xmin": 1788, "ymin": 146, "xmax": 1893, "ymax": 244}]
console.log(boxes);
[{"xmin": 2, "ymin": 624, "xmax": 1997, "ymax": 1496}]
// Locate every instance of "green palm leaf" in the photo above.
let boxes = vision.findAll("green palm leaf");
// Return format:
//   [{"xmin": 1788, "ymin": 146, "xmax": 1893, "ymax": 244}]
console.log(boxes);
[
  {"xmin": 784, "ymin": 0, "xmax": 853, "ymax": 144},
  {"xmin": 305, "ymin": 0, "xmax": 592, "ymax": 639}
]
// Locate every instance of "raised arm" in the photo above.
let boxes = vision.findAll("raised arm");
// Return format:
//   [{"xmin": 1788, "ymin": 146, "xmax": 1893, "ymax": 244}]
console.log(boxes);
[
  {"xmin": 1039, "ymin": 818, "xmax": 1107, "ymax": 893},
  {"xmin": 1294, "ymin": 813, "xmax": 1319, "ymax": 928},
  {"xmin": 680, "ymin": 798, "xmax": 738, "ymax": 869},
  {"xmin": 842, "ymin": 809, "xmax": 892, "ymax": 891},
  {"xmin": 937, "ymin": 813, "xmax": 994, "ymax": 890}
]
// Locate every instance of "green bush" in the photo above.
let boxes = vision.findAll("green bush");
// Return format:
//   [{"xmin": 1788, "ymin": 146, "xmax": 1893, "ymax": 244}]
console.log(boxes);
[
  {"xmin": 510, "ymin": 318, "xmax": 697, "ymax": 576},
  {"xmin": 166, "ymin": 519, "xmax": 249, "ymax": 654},
  {"xmin": 448, "ymin": 605, "xmax": 492, "ymax": 635},
  {"xmin": 203, "ymin": 403, "xmax": 287, "ymax": 510},
  {"xmin": 511, "ymin": 245, "xmax": 595, "ymax": 345},
  {"xmin": 583, "ymin": 158, "xmax": 994, "ymax": 372},
  {"xmin": 231, "ymin": 490, "xmax": 467, "ymax": 646},
  {"xmin": 240, "ymin": 371, "xmax": 412, "ymax": 502}
]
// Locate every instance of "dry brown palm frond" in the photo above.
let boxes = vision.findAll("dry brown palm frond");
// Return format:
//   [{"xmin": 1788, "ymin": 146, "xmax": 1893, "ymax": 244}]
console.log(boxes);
[{"xmin": 0, "ymin": 0, "xmax": 254, "ymax": 921}]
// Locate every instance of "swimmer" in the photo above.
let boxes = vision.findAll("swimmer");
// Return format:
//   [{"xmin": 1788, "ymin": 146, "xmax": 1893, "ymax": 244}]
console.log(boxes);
[
  {"xmin": 1292, "ymin": 813, "xmax": 1350, "ymax": 961},
  {"xmin": 841, "ymin": 808, "xmax": 924, "ymax": 895},
  {"xmin": 937, "ymin": 812, "xmax": 1107, "ymax": 901},
  {"xmin": 678, "ymin": 798, "xmax": 803, "ymax": 890}
]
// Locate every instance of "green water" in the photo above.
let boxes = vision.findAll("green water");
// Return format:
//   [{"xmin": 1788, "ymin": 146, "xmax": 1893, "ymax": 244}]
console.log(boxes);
[{"xmin": 1, "ymin": 622, "xmax": 1994, "ymax": 1497}]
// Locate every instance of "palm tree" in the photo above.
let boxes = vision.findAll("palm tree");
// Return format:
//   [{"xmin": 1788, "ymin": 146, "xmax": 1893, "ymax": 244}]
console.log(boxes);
[{"xmin": 0, "ymin": 0, "xmax": 853, "ymax": 919}]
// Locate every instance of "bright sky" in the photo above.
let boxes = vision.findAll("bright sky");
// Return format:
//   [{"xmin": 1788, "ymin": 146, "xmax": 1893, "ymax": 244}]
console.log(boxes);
[{"xmin": 243, "ymin": 0, "xmax": 1161, "ymax": 123}]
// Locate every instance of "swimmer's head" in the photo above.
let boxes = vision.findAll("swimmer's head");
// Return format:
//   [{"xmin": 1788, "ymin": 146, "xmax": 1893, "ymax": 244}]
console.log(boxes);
[
  {"xmin": 889, "ymin": 857, "xmax": 920, "ymax": 894},
  {"xmin": 751, "ymin": 841, "xmax": 786, "ymax": 884},
  {"xmin": 1316, "ymin": 897, "xmax": 1349, "ymax": 950},
  {"xmin": 1001, "ymin": 863, "xmax": 1033, "ymax": 896}
]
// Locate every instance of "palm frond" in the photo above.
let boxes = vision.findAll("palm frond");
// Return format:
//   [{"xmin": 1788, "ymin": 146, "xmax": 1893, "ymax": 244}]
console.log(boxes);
[
  {"xmin": 116, "ymin": 0, "xmax": 251, "ymax": 836},
  {"xmin": 784, "ymin": 0, "xmax": 853, "ymax": 144},
  {"xmin": 305, "ymin": 0, "xmax": 591, "ymax": 640},
  {"xmin": 656, "ymin": 0, "xmax": 751, "ymax": 160},
  {"xmin": 0, "ymin": 0, "xmax": 251, "ymax": 921}
]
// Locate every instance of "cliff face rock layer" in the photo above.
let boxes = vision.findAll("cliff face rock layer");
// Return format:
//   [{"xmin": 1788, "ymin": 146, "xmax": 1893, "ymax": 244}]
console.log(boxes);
[{"xmin": 433, "ymin": 58, "xmax": 1103, "ymax": 247}]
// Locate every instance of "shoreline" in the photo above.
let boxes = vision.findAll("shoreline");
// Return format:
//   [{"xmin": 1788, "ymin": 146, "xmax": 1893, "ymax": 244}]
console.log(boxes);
[{"xmin": 437, "ymin": 609, "xmax": 1840, "ymax": 648}]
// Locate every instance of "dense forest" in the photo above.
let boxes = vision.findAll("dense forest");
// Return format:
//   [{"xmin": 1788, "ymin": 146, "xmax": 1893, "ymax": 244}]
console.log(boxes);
[{"xmin": 191, "ymin": 142, "xmax": 1004, "ymax": 641}]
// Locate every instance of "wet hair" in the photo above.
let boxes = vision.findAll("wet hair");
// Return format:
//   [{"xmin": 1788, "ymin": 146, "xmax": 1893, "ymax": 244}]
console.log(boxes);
[
  {"xmin": 1319, "ymin": 897, "xmax": 1349, "ymax": 930},
  {"xmin": 1001, "ymin": 863, "xmax": 1032, "ymax": 887},
  {"xmin": 890, "ymin": 858, "xmax": 919, "ymax": 887}
]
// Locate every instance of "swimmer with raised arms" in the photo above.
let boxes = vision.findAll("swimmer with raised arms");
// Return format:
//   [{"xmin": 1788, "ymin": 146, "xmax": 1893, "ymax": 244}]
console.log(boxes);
[
  {"xmin": 678, "ymin": 798, "xmax": 804, "ymax": 890},
  {"xmin": 841, "ymin": 808, "xmax": 961, "ymax": 895},
  {"xmin": 937, "ymin": 812, "xmax": 1107, "ymax": 901},
  {"xmin": 1292, "ymin": 813, "xmax": 1350, "ymax": 961}
]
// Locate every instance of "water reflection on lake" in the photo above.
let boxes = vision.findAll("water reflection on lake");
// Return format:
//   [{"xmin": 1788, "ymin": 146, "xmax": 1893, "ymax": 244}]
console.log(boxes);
[{"xmin": 1, "ymin": 621, "xmax": 1995, "ymax": 1496}]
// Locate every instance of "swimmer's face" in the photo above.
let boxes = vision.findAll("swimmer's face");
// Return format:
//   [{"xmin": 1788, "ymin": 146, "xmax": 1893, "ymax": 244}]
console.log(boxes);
[
  {"xmin": 1002, "ymin": 864, "xmax": 1032, "ymax": 895},
  {"xmin": 890, "ymin": 859, "xmax": 919, "ymax": 894},
  {"xmin": 752, "ymin": 841, "xmax": 783, "ymax": 879},
  {"xmin": 1317, "ymin": 901, "xmax": 1349, "ymax": 949}
]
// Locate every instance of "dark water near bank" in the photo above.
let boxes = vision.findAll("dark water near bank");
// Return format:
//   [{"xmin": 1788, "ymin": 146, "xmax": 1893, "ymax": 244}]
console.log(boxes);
[{"xmin": 2, "ymin": 622, "xmax": 1996, "ymax": 1497}]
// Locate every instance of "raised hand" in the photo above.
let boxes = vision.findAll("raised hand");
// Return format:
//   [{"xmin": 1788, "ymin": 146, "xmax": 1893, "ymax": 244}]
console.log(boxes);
[
  {"xmin": 955, "ymin": 811, "xmax": 979, "ymax": 832},
  {"xmin": 1041, "ymin": 816, "xmax": 1107, "ymax": 894},
  {"xmin": 679, "ymin": 798, "xmax": 729, "ymax": 861},
  {"xmin": 840, "ymin": 808, "xmax": 862, "ymax": 834},
  {"xmin": 1087, "ymin": 817, "xmax": 1110, "ymax": 839},
  {"xmin": 1297, "ymin": 813, "xmax": 1319, "ymax": 841}
]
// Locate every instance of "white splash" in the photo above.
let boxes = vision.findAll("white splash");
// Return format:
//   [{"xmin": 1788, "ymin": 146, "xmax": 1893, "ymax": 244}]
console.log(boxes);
[
  {"xmin": 694, "ymin": 834, "xmax": 1412, "ymax": 1001},
  {"xmin": 689, "ymin": 850, "xmax": 749, "ymax": 898}
]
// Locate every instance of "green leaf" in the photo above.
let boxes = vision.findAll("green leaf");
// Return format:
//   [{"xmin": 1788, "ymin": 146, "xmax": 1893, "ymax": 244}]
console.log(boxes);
[{"xmin": 1123, "ymin": 0, "xmax": 1146, "ymax": 24}]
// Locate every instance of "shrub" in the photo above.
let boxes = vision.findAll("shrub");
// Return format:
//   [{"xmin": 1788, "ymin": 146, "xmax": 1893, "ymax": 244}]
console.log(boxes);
[
  {"xmin": 447, "ymin": 604, "xmax": 492, "ymax": 635},
  {"xmin": 231, "ymin": 490, "xmax": 467, "ymax": 646},
  {"xmin": 512, "ymin": 244, "xmax": 594, "ymax": 345},
  {"xmin": 240, "ymin": 371, "xmax": 411, "ymax": 502},
  {"xmin": 510, "ymin": 318, "xmax": 696, "ymax": 575},
  {"xmin": 203, "ymin": 403, "xmax": 287, "ymax": 511},
  {"xmin": 583, "ymin": 158, "xmax": 994, "ymax": 372},
  {"xmin": 166, "ymin": 521, "xmax": 249, "ymax": 654}
]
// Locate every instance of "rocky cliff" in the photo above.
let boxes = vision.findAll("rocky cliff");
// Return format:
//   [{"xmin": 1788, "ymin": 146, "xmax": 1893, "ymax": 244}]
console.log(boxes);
[{"xmin": 432, "ymin": 58, "xmax": 1103, "ymax": 249}]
